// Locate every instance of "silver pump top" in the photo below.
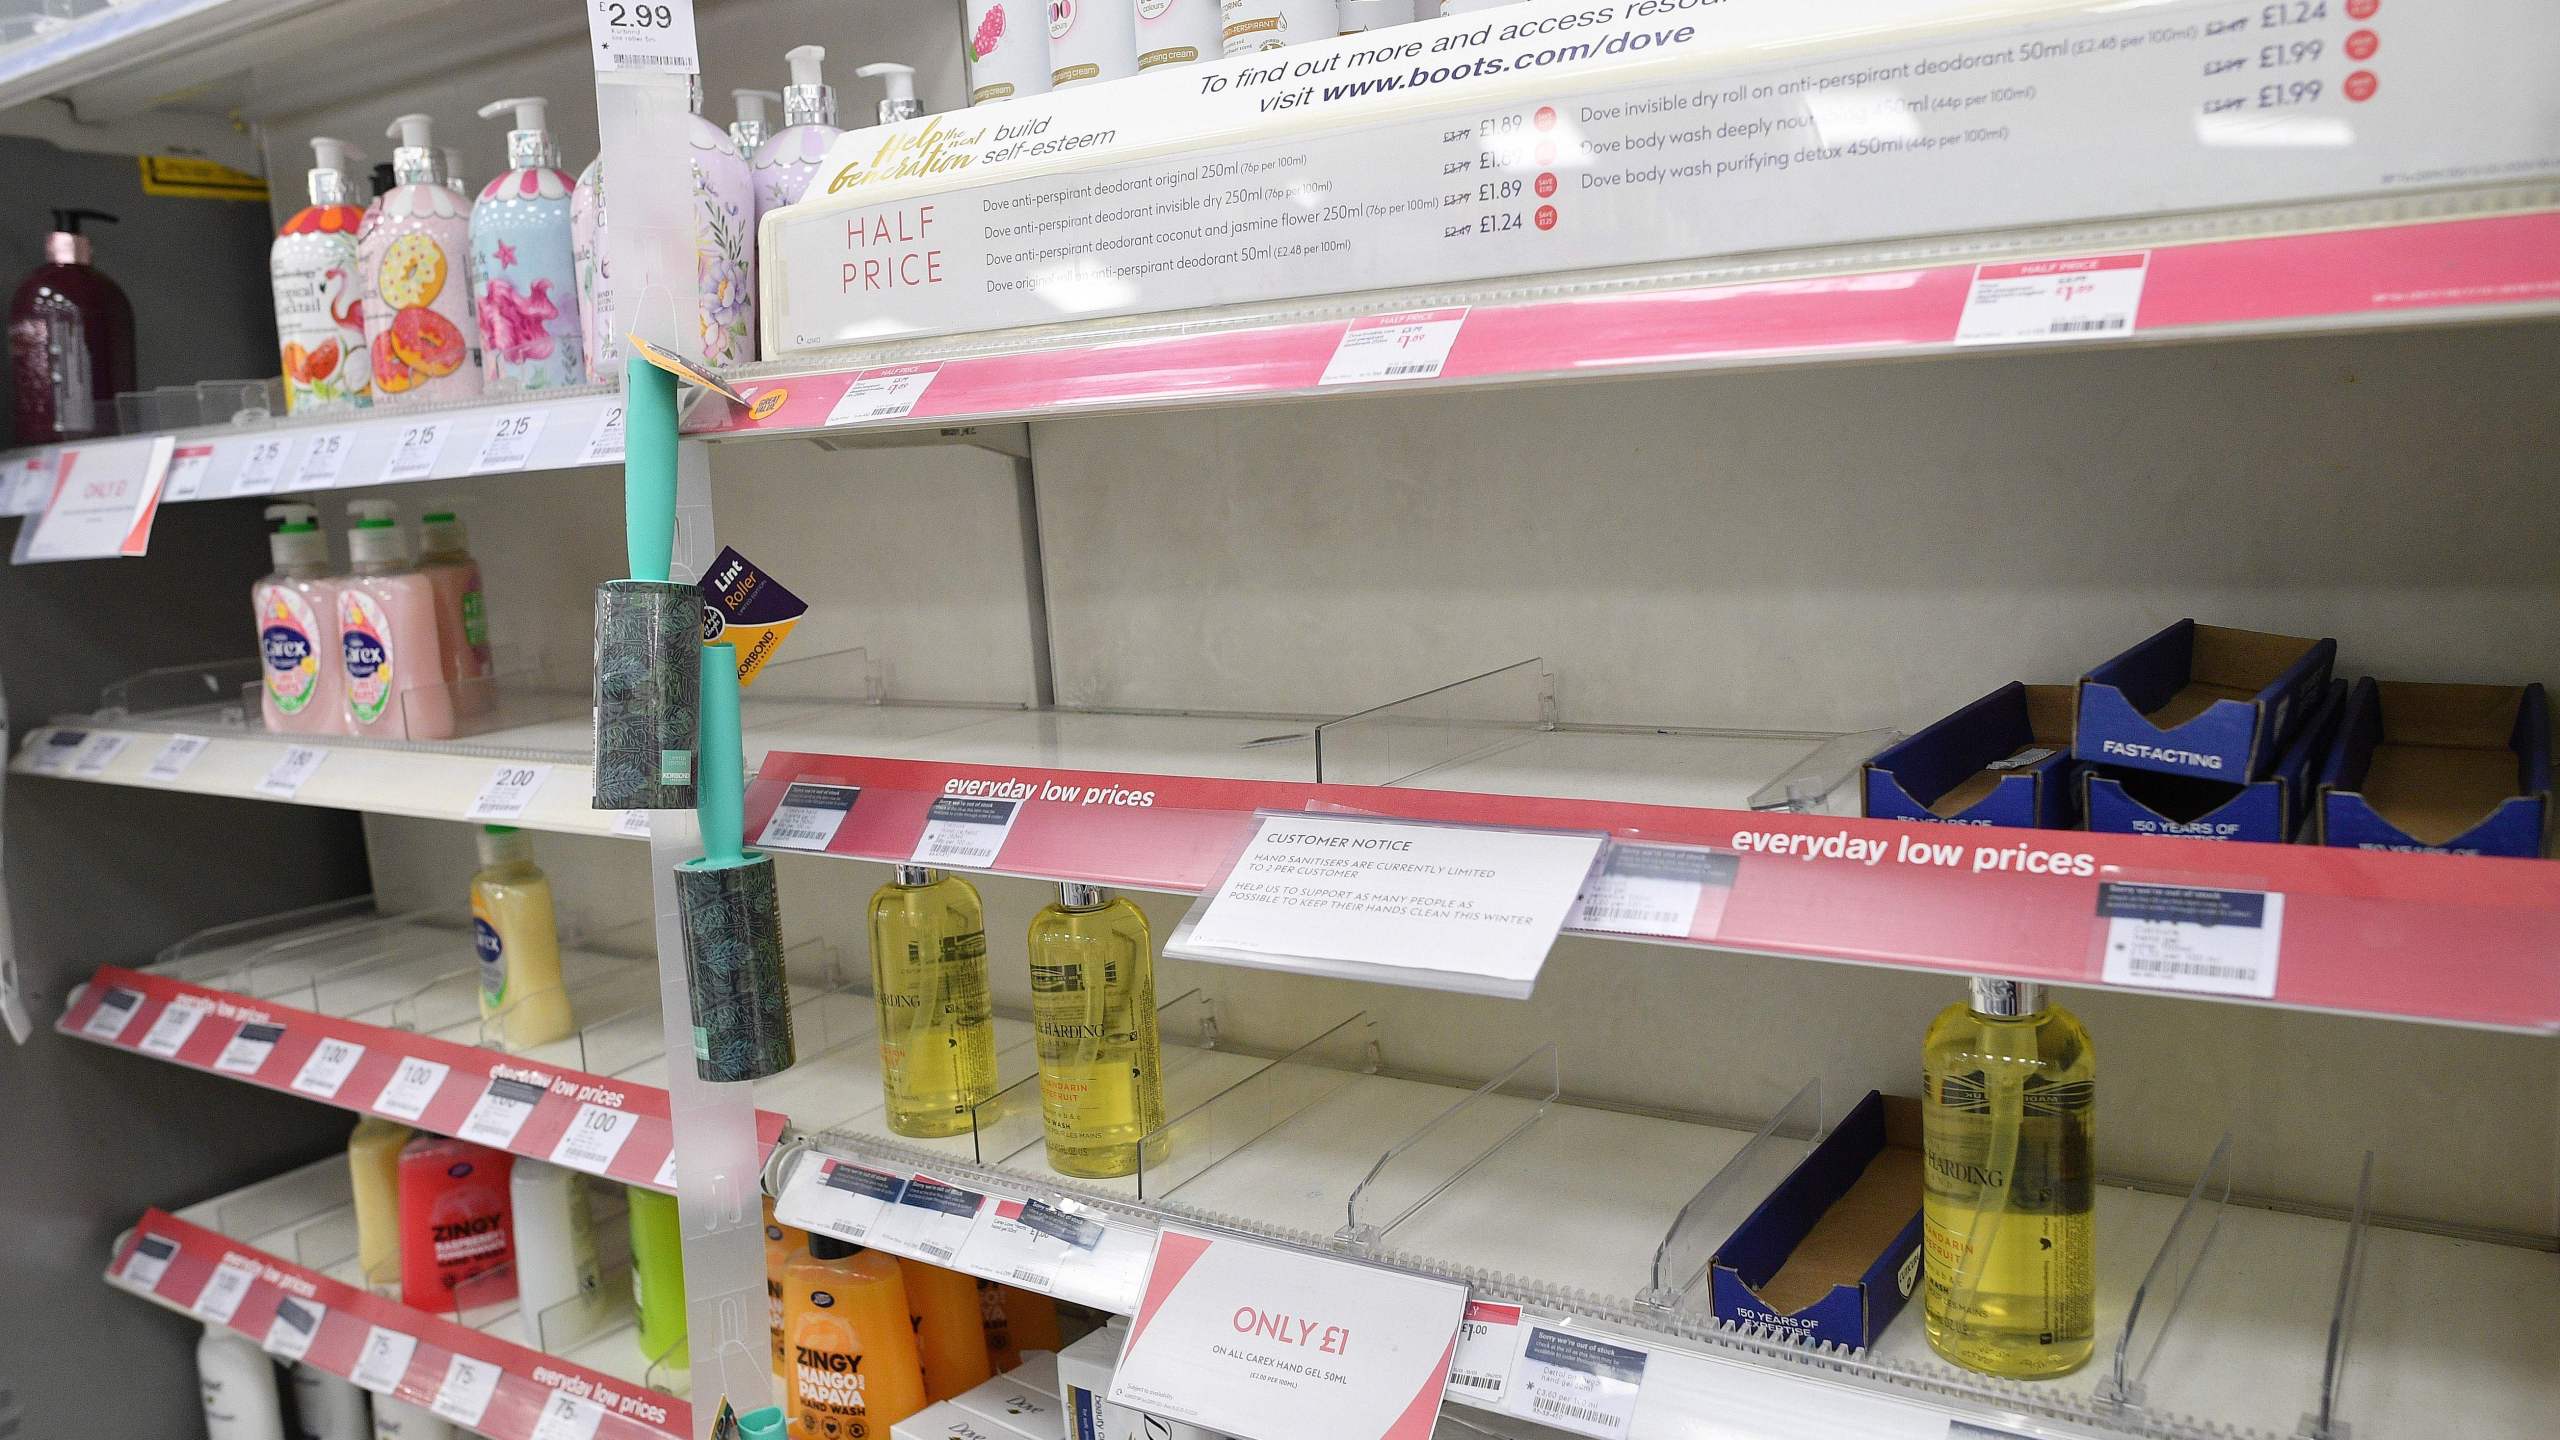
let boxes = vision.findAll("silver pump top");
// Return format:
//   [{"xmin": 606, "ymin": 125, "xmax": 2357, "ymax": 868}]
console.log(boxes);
[
  {"xmin": 1968, "ymin": 977, "xmax": 2048, "ymax": 1018},
  {"xmin": 730, "ymin": 89, "xmax": 780, "ymax": 153},
  {"xmin": 855, "ymin": 62, "xmax": 918, "ymax": 125},
  {"xmin": 893, "ymin": 865, "xmax": 937, "ymax": 886},
  {"xmin": 440, "ymin": 147, "xmax": 467, "ymax": 193},
  {"xmin": 384, "ymin": 113, "xmax": 437, "ymax": 186},
  {"xmin": 305, "ymin": 137, "xmax": 362, "ymax": 206},
  {"xmin": 476, "ymin": 96, "xmax": 554, "ymax": 173},
  {"xmin": 783, "ymin": 45, "xmax": 836, "ymax": 128},
  {"xmin": 1057, "ymin": 881, "xmax": 1108, "ymax": 909}
]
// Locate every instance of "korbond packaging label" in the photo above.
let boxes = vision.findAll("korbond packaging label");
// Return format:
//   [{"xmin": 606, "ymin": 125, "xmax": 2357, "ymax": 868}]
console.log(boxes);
[
  {"xmin": 700, "ymin": 546, "xmax": 808, "ymax": 687},
  {"xmin": 767, "ymin": 0, "xmax": 2560, "ymax": 353}
]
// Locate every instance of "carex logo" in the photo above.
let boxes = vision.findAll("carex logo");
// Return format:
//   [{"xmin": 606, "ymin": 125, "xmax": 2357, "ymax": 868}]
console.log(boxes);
[
  {"xmin": 342, "ymin": 628, "xmax": 386, "ymax": 677},
  {"xmin": 261, "ymin": 625, "xmax": 311, "ymax": 671}
]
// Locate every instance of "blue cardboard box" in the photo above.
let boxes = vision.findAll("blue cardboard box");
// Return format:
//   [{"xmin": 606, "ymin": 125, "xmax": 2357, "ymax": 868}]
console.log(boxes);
[
  {"xmin": 2317, "ymin": 679, "xmax": 2551, "ymax": 858},
  {"xmin": 1864, "ymin": 684, "xmax": 2078, "ymax": 829},
  {"xmin": 1709, "ymin": 1091, "xmax": 1923, "ymax": 1349},
  {"xmin": 2083, "ymin": 680, "xmax": 2346, "ymax": 843},
  {"xmin": 2075, "ymin": 621, "xmax": 2336, "ymax": 783}
]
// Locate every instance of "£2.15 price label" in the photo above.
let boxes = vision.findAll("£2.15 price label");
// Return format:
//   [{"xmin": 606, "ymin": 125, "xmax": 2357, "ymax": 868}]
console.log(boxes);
[
  {"xmin": 471, "ymin": 410, "xmax": 547, "ymax": 473},
  {"xmin": 233, "ymin": 436, "xmax": 291, "ymax": 495},
  {"xmin": 379, "ymin": 421, "xmax": 449, "ymax": 483},
  {"xmin": 290, "ymin": 431, "xmax": 354, "ymax": 488},
  {"xmin": 2098, "ymin": 882, "xmax": 2283, "ymax": 999}
]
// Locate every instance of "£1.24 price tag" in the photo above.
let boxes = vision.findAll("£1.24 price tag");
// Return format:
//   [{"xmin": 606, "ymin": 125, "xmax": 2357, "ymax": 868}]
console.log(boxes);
[{"xmin": 378, "ymin": 420, "xmax": 450, "ymax": 483}]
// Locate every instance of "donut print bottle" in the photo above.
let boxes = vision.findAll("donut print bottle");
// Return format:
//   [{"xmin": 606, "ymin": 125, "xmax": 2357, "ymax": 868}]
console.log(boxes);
[
  {"xmin": 469, "ymin": 97, "xmax": 583, "ymax": 391},
  {"xmin": 360, "ymin": 114, "xmax": 481, "ymax": 407},
  {"xmin": 270, "ymin": 137, "xmax": 370, "ymax": 415}
]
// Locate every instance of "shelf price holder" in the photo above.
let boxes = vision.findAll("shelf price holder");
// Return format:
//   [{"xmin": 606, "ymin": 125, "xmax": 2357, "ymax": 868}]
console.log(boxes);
[
  {"xmin": 1501, "ymin": 1325, "xmax": 1650, "ymax": 1440},
  {"xmin": 870, "ymin": 1174, "xmax": 987, "ymax": 1265}
]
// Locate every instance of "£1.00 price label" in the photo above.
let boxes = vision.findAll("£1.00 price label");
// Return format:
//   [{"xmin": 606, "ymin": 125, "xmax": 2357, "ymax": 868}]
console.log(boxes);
[
  {"xmin": 549, "ymin": 1102, "xmax": 641, "ymax": 1175},
  {"xmin": 1448, "ymin": 1300, "xmax": 1523, "ymax": 1404},
  {"xmin": 371, "ymin": 1056, "xmax": 451, "ymax": 1121},
  {"xmin": 292, "ymin": 1037, "xmax": 367, "ymax": 1098}
]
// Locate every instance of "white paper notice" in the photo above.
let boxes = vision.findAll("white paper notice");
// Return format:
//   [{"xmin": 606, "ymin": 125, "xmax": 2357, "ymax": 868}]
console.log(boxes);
[
  {"xmin": 233, "ymin": 435, "xmax": 292, "ymax": 495},
  {"xmin": 1570, "ymin": 843, "xmax": 1735, "ymax": 940},
  {"xmin": 530, "ymin": 1388, "xmax": 605, "ymax": 1440},
  {"xmin": 430, "ymin": 1355, "xmax": 502, "ymax": 1429},
  {"xmin": 1447, "ymin": 1300, "xmax": 1523, "ymax": 1406},
  {"xmin": 192, "ymin": 1254, "xmax": 263, "ymax": 1324},
  {"xmin": 163, "ymin": 444, "xmax": 216, "ymax": 501},
  {"xmin": 1320, "ymin": 308, "xmax": 1468, "ymax": 386},
  {"xmin": 465, "ymin": 763, "xmax": 553, "ymax": 821},
  {"xmin": 1111, "ymin": 1226, "xmax": 1466, "ymax": 1440},
  {"xmin": 955, "ymin": 1196, "xmax": 1106, "ymax": 1293},
  {"xmin": 351, "ymin": 1324, "xmax": 420, "ymax": 1393},
  {"xmin": 120, "ymin": 1234, "xmax": 178, "ymax": 1289},
  {"xmin": 470, "ymin": 410, "xmax": 548, "ymax": 473},
  {"xmin": 778, "ymin": 1158, "xmax": 906, "ymax": 1244},
  {"xmin": 459, "ymin": 1075, "xmax": 548, "ymax": 1147},
  {"xmin": 265, "ymin": 1296, "xmax": 327, "ymax": 1360},
  {"xmin": 69, "ymin": 732, "xmax": 128, "ymax": 776},
  {"xmin": 19, "ymin": 436, "xmax": 173, "ymax": 561},
  {"xmin": 824, "ymin": 364, "xmax": 941, "ymax": 425},
  {"xmin": 139, "ymin": 995, "xmax": 213, "ymax": 1058},
  {"xmin": 1955, "ymin": 253, "xmax": 2148, "ymax": 346},
  {"xmin": 1174, "ymin": 815, "xmax": 1604, "ymax": 996},
  {"xmin": 872, "ymin": 1174, "xmax": 986, "ymax": 1264},
  {"xmin": 289, "ymin": 430, "xmax": 354, "ymax": 489},
  {"xmin": 378, "ymin": 419, "xmax": 451, "ymax": 483},
  {"xmin": 1503, "ymin": 1327, "xmax": 1648, "ymax": 1440},
  {"xmin": 756, "ymin": 781, "xmax": 859, "ymax": 850},
  {"xmin": 371, "ymin": 1055, "xmax": 451, "ymax": 1121},
  {"xmin": 581, "ymin": 403, "xmax": 626, "ymax": 463},
  {"xmin": 256, "ymin": 744, "xmax": 328, "ymax": 799},
  {"xmin": 80, "ymin": 986, "xmax": 142, "ymax": 1040},
  {"xmin": 549, "ymin": 1102, "xmax": 641, "ymax": 1175},
  {"xmin": 292, "ymin": 1037, "xmax": 367, "ymax": 1099},
  {"xmin": 910, "ymin": 795, "xmax": 1023, "ymax": 870},
  {"xmin": 2098, "ymin": 883, "xmax": 2284, "ymax": 999},
  {"xmin": 214, "ymin": 1021, "xmax": 285, "ymax": 1076},
  {"xmin": 586, "ymin": 0, "xmax": 698, "ymax": 75},
  {"xmin": 144, "ymin": 733, "xmax": 210, "ymax": 781}
]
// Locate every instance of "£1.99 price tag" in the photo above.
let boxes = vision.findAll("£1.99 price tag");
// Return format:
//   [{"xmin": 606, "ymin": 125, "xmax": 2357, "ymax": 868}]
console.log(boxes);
[
  {"xmin": 1503, "ymin": 1327, "xmax": 1648, "ymax": 1439},
  {"xmin": 586, "ymin": 0, "xmax": 698, "ymax": 75},
  {"xmin": 1955, "ymin": 253, "xmax": 2148, "ymax": 346}
]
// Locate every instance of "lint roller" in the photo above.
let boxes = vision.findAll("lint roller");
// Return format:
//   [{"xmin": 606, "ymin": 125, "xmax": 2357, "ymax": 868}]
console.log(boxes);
[
  {"xmin": 677, "ymin": 641, "xmax": 795, "ymax": 1082},
  {"xmin": 592, "ymin": 354, "xmax": 699, "ymax": 810}
]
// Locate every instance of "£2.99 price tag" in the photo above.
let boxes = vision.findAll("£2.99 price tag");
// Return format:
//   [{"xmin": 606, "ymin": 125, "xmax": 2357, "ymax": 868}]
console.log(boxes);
[
  {"xmin": 1320, "ymin": 307, "xmax": 1468, "ymax": 386},
  {"xmin": 466, "ymin": 763, "xmax": 552, "ymax": 821},
  {"xmin": 2098, "ymin": 882, "xmax": 2283, "ymax": 999},
  {"xmin": 586, "ymin": 0, "xmax": 698, "ymax": 75},
  {"xmin": 549, "ymin": 1102, "xmax": 641, "ymax": 1175},
  {"xmin": 1504, "ymin": 1327, "xmax": 1649, "ymax": 1439}
]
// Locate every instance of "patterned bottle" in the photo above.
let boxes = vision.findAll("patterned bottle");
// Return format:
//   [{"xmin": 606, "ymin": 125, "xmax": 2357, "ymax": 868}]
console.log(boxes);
[
  {"xmin": 270, "ymin": 137, "xmax": 370, "ymax": 414},
  {"xmin": 571, "ymin": 76, "xmax": 757, "ymax": 374},
  {"xmin": 750, "ymin": 46, "xmax": 843, "ymax": 221},
  {"xmin": 569, "ymin": 157, "xmax": 612, "ymax": 383},
  {"xmin": 361, "ymin": 115, "xmax": 481, "ymax": 407},
  {"xmin": 469, "ymin": 97, "xmax": 583, "ymax": 391}
]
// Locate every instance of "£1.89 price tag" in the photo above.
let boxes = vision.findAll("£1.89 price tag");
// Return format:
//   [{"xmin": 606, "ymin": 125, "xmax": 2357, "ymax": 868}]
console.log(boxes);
[
  {"xmin": 549, "ymin": 1102, "xmax": 641, "ymax": 1175},
  {"xmin": 1320, "ymin": 308, "xmax": 1468, "ymax": 386}
]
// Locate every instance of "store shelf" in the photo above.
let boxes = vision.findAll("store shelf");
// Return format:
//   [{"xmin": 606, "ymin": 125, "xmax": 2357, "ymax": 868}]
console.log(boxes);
[
  {"xmin": 58, "ymin": 900, "xmax": 792, "ymax": 1192},
  {"xmin": 107, "ymin": 1156, "xmax": 685, "ymax": 1440},
  {"xmin": 0, "ymin": 385, "xmax": 627, "ymax": 521},
  {"xmin": 772, "ymin": 1031, "xmax": 2560, "ymax": 1440},
  {"xmin": 695, "ymin": 191, "xmax": 2560, "ymax": 447}
]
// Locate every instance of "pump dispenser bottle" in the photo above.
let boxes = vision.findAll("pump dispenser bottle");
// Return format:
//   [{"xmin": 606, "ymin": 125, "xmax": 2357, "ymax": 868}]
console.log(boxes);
[
  {"xmin": 8, "ymin": 208, "xmax": 133, "ymax": 443},
  {"xmin": 348, "ymin": 1116, "xmax": 412, "ymax": 1289},
  {"xmin": 858, "ymin": 61, "xmax": 921, "ymax": 123},
  {"xmin": 339, "ymin": 500, "xmax": 453, "ymax": 741},
  {"xmin": 361, "ymin": 115, "xmax": 480, "ymax": 407},
  {"xmin": 1027, "ymin": 883, "xmax": 1163, "ymax": 1178},
  {"xmin": 472, "ymin": 825, "xmax": 571, "ymax": 1050},
  {"xmin": 272, "ymin": 139, "xmax": 372, "ymax": 414},
  {"xmin": 730, "ymin": 88, "xmax": 780, "ymax": 156},
  {"xmin": 1920, "ymin": 978, "xmax": 2096, "ymax": 1379},
  {"xmin": 782, "ymin": 1237, "xmax": 929, "ymax": 1436},
  {"xmin": 628, "ymin": 1186, "xmax": 688, "ymax": 1370},
  {"xmin": 255, "ymin": 503, "xmax": 347, "ymax": 736},
  {"xmin": 750, "ymin": 46, "xmax": 842, "ymax": 221},
  {"xmin": 417, "ymin": 508, "xmax": 491, "ymax": 711},
  {"xmin": 870, "ymin": 866, "xmax": 998, "ymax": 1137},
  {"xmin": 575, "ymin": 77, "xmax": 754, "ymax": 373},
  {"xmin": 900, "ymin": 1256, "xmax": 995, "ymax": 1400},
  {"xmin": 469, "ymin": 97, "xmax": 583, "ymax": 391}
]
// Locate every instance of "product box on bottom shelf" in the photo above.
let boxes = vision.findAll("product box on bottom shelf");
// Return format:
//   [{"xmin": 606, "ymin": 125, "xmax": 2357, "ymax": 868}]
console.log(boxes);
[
  {"xmin": 2074, "ymin": 620, "xmax": 2336, "ymax": 783},
  {"xmin": 2081, "ymin": 679, "xmax": 2347, "ymax": 843},
  {"xmin": 1056, "ymin": 1325, "xmax": 1227, "ymax": 1440},
  {"xmin": 1709, "ymin": 1090, "xmax": 1924, "ymax": 1349},
  {"xmin": 1863, "ymin": 683, "xmax": 2079, "ymax": 829},
  {"xmin": 954, "ymin": 1351, "xmax": 1060, "ymax": 1434},
  {"xmin": 2316, "ymin": 679, "xmax": 2553, "ymax": 858}
]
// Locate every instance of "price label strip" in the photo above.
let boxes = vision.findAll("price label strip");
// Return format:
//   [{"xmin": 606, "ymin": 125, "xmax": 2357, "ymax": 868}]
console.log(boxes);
[
  {"xmin": 1571, "ymin": 843, "xmax": 1737, "ymax": 940},
  {"xmin": 1955, "ymin": 253, "xmax": 2149, "ymax": 346},
  {"xmin": 530, "ymin": 1389, "xmax": 606, "ymax": 1440},
  {"xmin": 351, "ymin": 1325, "xmax": 420, "ymax": 1394},
  {"xmin": 139, "ymin": 995, "xmax": 214, "ymax": 1057},
  {"xmin": 460, "ymin": 1075, "xmax": 549, "ymax": 1147},
  {"xmin": 430, "ymin": 1355, "xmax": 502, "ymax": 1429},
  {"xmin": 81, "ymin": 986, "xmax": 143, "ymax": 1041},
  {"xmin": 956, "ymin": 1196, "xmax": 1107, "ymax": 1293},
  {"xmin": 233, "ymin": 436, "xmax": 292, "ymax": 495},
  {"xmin": 824, "ymin": 364, "xmax": 942, "ymax": 425},
  {"xmin": 71, "ymin": 732, "xmax": 129, "ymax": 776},
  {"xmin": 371, "ymin": 1056, "xmax": 451, "ymax": 1122},
  {"xmin": 291, "ymin": 431, "xmax": 354, "ymax": 488},
  {"xmin": 121, "ymin": 1234, "xmax": 179, "ymax": 1289},
  {"xmin": 873, "ymin": 1175, "xmax": 988, "ymax": 1264},
  {"xmin": 1503, "ymin": 1327, "xmax": 1648, "ymax": 1440},
  {"xmin": 1320, "ymin": 307, "xmax": 1469, "ymax": 385},
  {"xmin": 214, "ymin": 1021, "xmax": 285, "ymax": 1076},
  {"xmin": 256, "ymin": 744, "xmax": 328, "ymax": 799},
  {"xmin": 378, "ymin": 421, "xmax": 450, "ymax": 483},
  {"xmin": 756, "ymin": 781, "xmax": 859, "ymax": 850},
  {"xmin": 549, "ymin": 1102, "xmax": 642, "ymax": 1175},
  {"xmin": 466, "ymin": 763, "xmax": 553, "ymax": 821},
  {"xmin": 2098, "ymin": 882, "xmax": 2283, "ymax": 999},
  {"xmin": 470, "ymin": 410, "xmax": 548, "ymax": 473},
  {"xmin": 265, "ymin": 1296, "xmax": 328, "ymax": 1361},
  {"xmin": 791, "ymin": 1159, "xmax": 907, "ymax": 1244},
  {"xmin": 192, "ymin": 1254, "xmax": 264, "ymax": 1324},
  {"xmin": 292, "ymin": 1037, "xmax": 367, "ymax": 1098},
  {"xmin": 910, "ymin": 796, "xmax": 1024, "ymax": 870},
  {"xmin": 144, "ymin": 733, "xmax": 210, "ymax": 781},
  {"xmin": 1447, "ymin": 1300, "xmax": 1523, "ymax": 1405}
]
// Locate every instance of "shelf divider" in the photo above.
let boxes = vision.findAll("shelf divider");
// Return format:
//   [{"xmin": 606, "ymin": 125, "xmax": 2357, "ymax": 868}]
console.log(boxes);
[
  {"xmin": 1638, "ymin": 1075, "xmax": 1823, "ymax": 1314},
  {"xmin": 2098, "ymin": 1133, "xmax": 2233, "ymax": 1411},
  {"xmin": 1336, "ymin": 1042, "xmax": 1560, "ymax": 1255}
]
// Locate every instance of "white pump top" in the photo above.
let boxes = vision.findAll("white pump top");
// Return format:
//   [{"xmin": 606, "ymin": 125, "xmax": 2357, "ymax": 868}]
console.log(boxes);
[
  {"xmin": 385, "ymin": 113, "xmax": 437, "ymax": 186},
  {"xmin": 265, "ymin": 503, "xmax": 328, "ymax": 570},
  {"xmin": 345, "ymin": 499, "xmax": 411, "ymax": 567},
  {"xmin": 729, "ymin": 89, "xmax": 781, "ymax": 153},
  {"xmin": 854, "ymin": 62, "xmax": 918, "ymax": 125},
  {"xmin": 782, "ymin": 45, "xmax": 836, "ymax": 128},
  {"xmin": 305, "ymin": 137, "xmax": 361, "ymax": 206},
  {"xmin": 478, "ymin": 96, "xmax": 554, "ymax": 172}
]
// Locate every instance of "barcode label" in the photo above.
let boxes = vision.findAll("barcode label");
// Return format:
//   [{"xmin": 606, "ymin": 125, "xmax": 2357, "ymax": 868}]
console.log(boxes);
[
  {"xmin": 1321, "ymin": 308, "xmax": 1468, "ymax": 386},
  {"xmin": 2049, "ymin": 317, "xmax": 2128, "ymax": 333},
  {"xmin": 1571, "ymin": 843, "xmax": 1735, "ymax": 941},
  {"xmin": 757, "ymin": 782, "xmax": 859, "ymax": 851},
  {"xmin": 1503, "ymin": 1326, "xmax": 1645, "ymax": 1440},
  {"xmin": 1534, "ymin": 1395, "xmax": 1622, "ymax": 1426},
  {"xmin": 2098, "ymin": 882, "xmax": 2282, "ymax": 999},
  {"xmin": 1957, "ymin": 253, "xmax": 2148, "ymax": 346}
]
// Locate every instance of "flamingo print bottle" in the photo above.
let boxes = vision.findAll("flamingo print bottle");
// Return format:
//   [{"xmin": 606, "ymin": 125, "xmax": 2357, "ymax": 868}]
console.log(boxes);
[
  {"xmin": 571, "ymin": 75, "xmax": 756, "ymax": 374},
  {"xmin": 750, "ymin": 46, "xmax": 842, "ymax": 221},
  {"xmin": 361, "ymin": 114, "xmax": 481, "ymax": 407},
  {"xmin": 469, "ymin": 98, "xmax": 583, "ymax": 391},
  {"xmin": 271, "ymin": 137, "xmax": 370, "ymax": 414}
]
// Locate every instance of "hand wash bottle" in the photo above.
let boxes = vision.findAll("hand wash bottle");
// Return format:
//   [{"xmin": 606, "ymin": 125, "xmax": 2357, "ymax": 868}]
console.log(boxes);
[
  {"xmin": 361, "ymin": 116, "xmax": 480, "ymax": 407},
  {"xmin": 1027, "ymin": 883, "xmax": 1163, "ymax": 1178},
  {"xmin": 868, "ymin": 865, "xmax": 998, "ymax": 1138},
  {"xmin": 271, "ymin": 138, "xmax": 371, "ymax": 414},
  {"xmin": 469, "ymin": 97, "xmax": 583, "ymax": 391}
]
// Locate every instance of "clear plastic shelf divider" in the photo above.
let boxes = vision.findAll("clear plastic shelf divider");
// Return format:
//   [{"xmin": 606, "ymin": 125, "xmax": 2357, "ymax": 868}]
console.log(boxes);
[
  {"xmin": 2307, "ymin": 1151, "xmax": 2378, "ymax": 1440},
  {"xmin": 967, "ymin": 990, "xmax": 1213, "ymax": 1169},
  {"xmin": 286, "ymin": 1208, "xmax": 361, "ymax": 1280},
  {"xmin": 2099, "ymin": 1133, "xmax": 2234, "ymax": 1409},
  {"xmin": 395, "ymin": 647, "xmax": 593, "ymax": 754},
  {"xmin": 1745, "ymin": 727, "xmax": 1905, "ymax": 814},
  {"xmin": 203, "ymin": 904, "xmax": 452, "ymax": 1001},
  {"xmin": 1136, "ymin": 1011, "xmax": 1380, "ymax": 1202},
  {"xmin": 153, "ymin": 895, "xmax": 381, "ymax": 979},
  {"xmin": 1314, "ymin": 658, "xmax": 1553, "ymax": 788},
  {"xmin": 94, "ymin": 657, "xmax": 262, "ymax": 727},
  {"xmin": 261, "ymin": 911, "xmax": 469, "ymax": 1013},
  {"xmin": 1638, "ymin": 1075, "xmax": 1824, "ymax": 1313},
  {"xmin": 1335, "ymin": 1042, "xmax": 1560, "ymax": 1255}
]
